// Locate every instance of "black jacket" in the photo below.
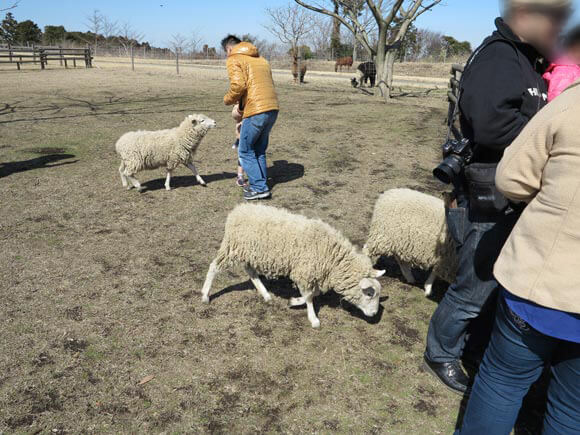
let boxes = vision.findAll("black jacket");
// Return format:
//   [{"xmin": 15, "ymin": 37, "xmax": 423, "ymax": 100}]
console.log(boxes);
[{"xmin": 460, "ymin": 18, "xmax": 548, "ymax": 163}]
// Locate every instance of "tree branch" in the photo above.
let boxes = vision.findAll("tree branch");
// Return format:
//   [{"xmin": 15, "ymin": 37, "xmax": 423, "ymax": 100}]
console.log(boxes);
[{"xmin": 0, "ymin": 0, "xmax": 20, "ymax": 12}]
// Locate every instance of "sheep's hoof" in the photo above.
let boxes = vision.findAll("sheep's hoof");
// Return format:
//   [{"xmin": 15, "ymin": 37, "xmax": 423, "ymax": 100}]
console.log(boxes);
[
  {"xmin": 263, "ymin": 294, "xmax": 273, "ymax": 303},
  {"xmin": 165, "ymin": 186, "xmax": 172, "ymax": 191},
  {"xmin": 311, "ymin": 320, "xmax": 321, "ymax": 329},
  {"xmin": 424, "ymin": 286, "xmax": 433, "ymax": 298},
  {"xmin": 126, "ymin": 185, "xmax": 133, "ymax": 191},
  {"xmin": 201, "ymin": 296, "xmax": 210, "ymax": 304}
]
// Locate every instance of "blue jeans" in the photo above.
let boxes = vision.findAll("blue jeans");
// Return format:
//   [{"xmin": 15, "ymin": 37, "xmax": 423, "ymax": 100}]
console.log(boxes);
[
  {"xmin": 457, "ymin": 296, "xmax": 580, "ymax": 434},
  {"xmin": 425, "ymin": 198, "xmax": 519, "ymax": 363},
  {"xmin": 238, "ymin": 110, "xmax": 278, "ymax": 193}
]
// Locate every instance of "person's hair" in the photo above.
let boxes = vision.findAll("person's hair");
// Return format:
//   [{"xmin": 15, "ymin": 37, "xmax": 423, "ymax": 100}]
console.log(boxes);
[
  {"xmin": 564, "ymin": 25, "xmax": 580, "ymax": 48},
  {"xmin": 221, "ymin": 35, "xmax": 241, "ymax": 51}
]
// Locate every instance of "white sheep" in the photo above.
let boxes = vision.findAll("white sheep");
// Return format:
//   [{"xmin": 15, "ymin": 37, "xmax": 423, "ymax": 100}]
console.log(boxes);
[
  {"xmin": 364, "ymin": 188, "xmax": 457, "ymax": 297},
  {"xmin": 115, "ymin": 114, "xmax": 216, "ymax": 192},
  {"xmin": 201, "ymin": 204, "xmax": 386, "ymax": 329}
]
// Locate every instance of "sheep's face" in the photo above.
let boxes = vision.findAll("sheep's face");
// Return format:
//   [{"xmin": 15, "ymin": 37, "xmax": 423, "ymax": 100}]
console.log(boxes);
[
  {"xmin": 353, "ymin": 271, "xmax": 385, "ymax": 317},
  {"xmin": 189, "ymin": 114, "xmax": 216, "ymax": 130}
]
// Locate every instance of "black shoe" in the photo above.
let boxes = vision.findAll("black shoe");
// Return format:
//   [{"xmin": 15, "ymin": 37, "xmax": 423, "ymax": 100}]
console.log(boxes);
[
  {"xmin": 422, "ymin": 356, "xmax": 471, "ymax": 396},
  {"xmin": 244, "ymin": 189, "xmax": 271, "ymax": 201}
]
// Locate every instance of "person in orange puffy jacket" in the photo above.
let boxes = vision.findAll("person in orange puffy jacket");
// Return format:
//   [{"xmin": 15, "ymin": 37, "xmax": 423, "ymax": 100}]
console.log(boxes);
[
  {"xmin": 222, "ymin": 35, "xmax": 279, "ymax": 201},
  {"xmin": 544, "ymin": 25, "xmax": 580, "ymax": 101}
]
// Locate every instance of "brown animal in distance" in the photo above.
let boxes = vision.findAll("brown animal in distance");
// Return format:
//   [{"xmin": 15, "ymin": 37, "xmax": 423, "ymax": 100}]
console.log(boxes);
[
  {"xmin": 292, "ymin": 59, "xmax": 307, "ymax": 84},
  {"xmin": 335, "ymin": 56, "xmax": 353, "ymax": 72}
]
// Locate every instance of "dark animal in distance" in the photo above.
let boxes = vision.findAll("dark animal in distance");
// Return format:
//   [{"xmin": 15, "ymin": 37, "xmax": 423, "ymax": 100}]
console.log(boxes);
[
  {"xmin": 292, "ymin": 60, "xmax": 307, "ymax": 84},
  {"xmin": 335, "ymin": 56, "xmax": 353, "ymax": 73},
  {"xmin": 357, "ymin": 61, "xmax": 377, "ymax": 88}
]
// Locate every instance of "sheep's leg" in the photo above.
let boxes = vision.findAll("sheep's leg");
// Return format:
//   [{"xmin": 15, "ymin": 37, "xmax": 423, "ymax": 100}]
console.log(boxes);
[
  {"xmin": 305, "ymin": 293, "xmax": 320, "ymax": 329},
  {"xmin": 398, "ymin": 261, "xmax": 416, "ymax": 284},
  {"xmin": 201, "ymin": 260, "xmax": 219, "ymax": 304},
  {"xmin": 424, "ymin": 270, "xmax": 437, "ymax": 297},
  {"xmin": 165, "ymin": 170, "xmax": 172, "ymax": 191},
  {"xmin": 119, "ymin": 163, "xmax": 129, "ymax": 188},
  {"xmin": 289, "ymin": 296, "xmax": 306, "ymax": 307},
  {"xmin": 125, "ymin": 174, "xmax": 142, "ymax": 192},
  {"xmin": 186, "ymin": 163, "xmax": 206, "ymax": 186},
  {"xmin": 245, "ymin": 265, "xmax": 272, "ymax": 303}
]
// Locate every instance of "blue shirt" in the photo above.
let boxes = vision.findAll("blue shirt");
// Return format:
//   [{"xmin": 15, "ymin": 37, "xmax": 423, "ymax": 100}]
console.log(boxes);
[{"xmin": 504, "ymin": 289, "xmax": 580, "ymax": 344}]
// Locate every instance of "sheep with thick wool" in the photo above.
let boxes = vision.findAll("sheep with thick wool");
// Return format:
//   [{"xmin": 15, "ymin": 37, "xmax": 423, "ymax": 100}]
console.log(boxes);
[
  {"xmin": 364, "ymin": 188, "xmax": 457, "ymax": 296},
  {"xmin": 201, "ymin": 204, "xmax": 385, "ymax": 328},
  {"xmin": 115, "ymin": 113, "xmax": 216, "ymax": 192}
]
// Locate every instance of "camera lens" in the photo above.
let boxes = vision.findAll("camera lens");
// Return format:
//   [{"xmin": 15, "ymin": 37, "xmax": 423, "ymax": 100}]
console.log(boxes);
[{"xmin": 433, "ymin": 155, "xmax": 464, "ymax": 184}]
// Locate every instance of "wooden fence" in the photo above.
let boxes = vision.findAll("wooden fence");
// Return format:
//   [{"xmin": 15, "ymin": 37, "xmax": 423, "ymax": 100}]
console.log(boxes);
[{"xmin": 0, "ymin": 45, "xmax": 93, "ymax": 70}]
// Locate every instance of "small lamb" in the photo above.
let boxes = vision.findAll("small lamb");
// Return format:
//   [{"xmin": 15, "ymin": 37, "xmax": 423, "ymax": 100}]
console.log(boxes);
[
  {"xmin": 115, "ymin": 114, "xmax": 216, "ymax": 191},
  {"xmin": 364, "ymin": 188, "xmax": 457, "ymax": 297},
  {"xmin": 201, "ymin": 204, "xmax": 385, "ymax": 328}
]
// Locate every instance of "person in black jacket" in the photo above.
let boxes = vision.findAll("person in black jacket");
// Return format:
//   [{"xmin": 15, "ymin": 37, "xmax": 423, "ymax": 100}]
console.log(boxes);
[{"xmin": 423, "ymin": 0, "xmax": 571, "ymax": 395}]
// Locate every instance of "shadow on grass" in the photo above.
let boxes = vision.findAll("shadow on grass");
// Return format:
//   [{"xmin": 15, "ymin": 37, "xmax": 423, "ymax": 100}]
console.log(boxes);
[
  {"xmin": 209, "ymin": 275, "xmax": 385, "ymax": 325},
  {"xmin": 142, "ymin": 171, "xmax": 237, "ymax": 192},
  {"xmin": 267, "ymin": 160, "xmax": 305, "ymax": 190},
  {"xmin": 0, "ymin": 154, "xmax": 77, "ymax": 178},
  {"xmin": 374, "ymin": 255, "xmax": 448, "ymax": 303},
  {"xmin": 142, "ymin": 160, "xmax": 304, "ymax": 192}
]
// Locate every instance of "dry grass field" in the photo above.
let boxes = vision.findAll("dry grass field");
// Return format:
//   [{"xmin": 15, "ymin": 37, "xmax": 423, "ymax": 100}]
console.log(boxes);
[{"xmin": 0, "ymin": 65, "xmax": 544, "ymax": 434}]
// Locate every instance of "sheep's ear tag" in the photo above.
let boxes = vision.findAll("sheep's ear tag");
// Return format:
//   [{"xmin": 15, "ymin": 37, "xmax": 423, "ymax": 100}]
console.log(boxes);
[{"xmin": 375, "ymin": 270, "xmax": 386, "ymax": 278}]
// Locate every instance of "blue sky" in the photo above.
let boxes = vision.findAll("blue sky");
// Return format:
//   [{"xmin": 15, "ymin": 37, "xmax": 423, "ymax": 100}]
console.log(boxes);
[{"xmin": 4, "ymin": 0, "xmax": 575, "ymax": 49}]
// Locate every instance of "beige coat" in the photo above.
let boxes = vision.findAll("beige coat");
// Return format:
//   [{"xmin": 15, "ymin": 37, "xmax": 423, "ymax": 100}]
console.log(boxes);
[
  {"xmin": 224, "ymin": 42, "xmax": 279, "ymax": 119},
  {"xmin": 494, "ymin": 80, "xmax": 580, "ymax": 314}
]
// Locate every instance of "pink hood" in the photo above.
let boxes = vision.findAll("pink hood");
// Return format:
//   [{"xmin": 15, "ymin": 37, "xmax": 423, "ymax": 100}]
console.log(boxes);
[{"xmin": 543, "ymin": 57, "xmax": 580, "ymax": 102}]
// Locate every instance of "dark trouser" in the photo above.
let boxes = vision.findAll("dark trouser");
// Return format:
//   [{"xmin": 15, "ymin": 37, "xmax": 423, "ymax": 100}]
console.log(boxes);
[
  {"xmin": 425, "ymin": 197, "xmax": 519, "ymax": 363},
  {"xmin": 456, "ymin": 296, "xmax": 580, "ymax": 434}
]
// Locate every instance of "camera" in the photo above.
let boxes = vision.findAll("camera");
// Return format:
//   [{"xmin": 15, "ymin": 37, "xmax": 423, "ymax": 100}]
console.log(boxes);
[{"xmin": 433, "ymin": 138, "xmax": 474, "ymax": 185}]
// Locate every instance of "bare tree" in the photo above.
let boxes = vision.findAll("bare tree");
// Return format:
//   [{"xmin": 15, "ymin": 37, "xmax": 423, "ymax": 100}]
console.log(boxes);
[
  {"xmin": 118, "ymin": 22, "xmax": 144, "ymax": 56},
  {"xmin": 264, "ymin": 3, "xmax": 316, "ymax": 58},
  {"xmin": 101, "ymin": 15, "xmax": 118, "ymax": 50},
  {"xmin": 308, "ymin": 15, "xmax": 333, "ymax": 58},
  {"xmin": 1, "ymin": 0, "xmax": 20, "ymax": 12},
  {"xmin": 85, "ymin": 9, "xmax": 102, "ymax": 55},
  {"xmin": 294, "ymin": 0, "xmax": 443, "ymax": 100},
  {"xmin": 189, "ymin": 30, "xmax": 203, "ymax": 57},
  {"xmin": 169, "ymin": 33, "xmax": 189, "ymax": 74}
]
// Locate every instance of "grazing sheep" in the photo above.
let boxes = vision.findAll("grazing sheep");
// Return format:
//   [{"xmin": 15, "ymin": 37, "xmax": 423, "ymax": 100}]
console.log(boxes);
[
  {"xmin": 364, "ymin": 189, "xmax": 457, "ymax": 297},
  {"xmin": 201, "ymin": 204, "xmax": 385, "ymax": 328},
  {"xmin": 115, "ymin": 114, "xmax": 216, "ymax": 192}
]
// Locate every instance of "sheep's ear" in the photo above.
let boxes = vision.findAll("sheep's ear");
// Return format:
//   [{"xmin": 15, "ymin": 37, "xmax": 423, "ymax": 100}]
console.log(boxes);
[{"xmin": 374, "ymin": 269, "xmax": 386, "ymax": 278}]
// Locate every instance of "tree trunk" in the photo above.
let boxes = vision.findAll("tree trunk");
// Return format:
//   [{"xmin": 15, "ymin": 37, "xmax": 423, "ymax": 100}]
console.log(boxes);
[
  {"xmin": 352, "ymin": 29, "xmax": 358, "ymax": 64},
  {"xmin": 331, "ymin": 1, "xmax": 341, "ymax": 58},
  {"xmin": 375, "ymin": 25, "xmax": 389, "ymax": 101}
]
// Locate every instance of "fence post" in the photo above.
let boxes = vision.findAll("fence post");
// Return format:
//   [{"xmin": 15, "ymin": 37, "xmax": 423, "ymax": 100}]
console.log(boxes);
[
  {"xmin": 176, "ymin": 50, "xmax": 180, "ymax": 75},
  {"xmin": 131, "ymin": 45, "xmax": 135, "ymax": 71},
  {"xmin": 59, "ymin": 46, "xmax": 63, "ymax": 66},
  {"xmin": 32, "ymin": 44, "xmax": 37, "ymax": 64},
  {"xmin": 298, "ymin": 45, "xmax": 302, "ymax": 86},
  {"xmin": 8, "ymin": 43, "xmax": 12, "ymax": 63},
  {"xmin": 40, "ymin": 48, "xmax": 45, "ymax": 70}
]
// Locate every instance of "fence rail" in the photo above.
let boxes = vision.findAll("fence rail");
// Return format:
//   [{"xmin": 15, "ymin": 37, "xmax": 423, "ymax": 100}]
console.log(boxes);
[{"xmin": 0, "ymin": 45, "xmax": 93, "ymax": 70}]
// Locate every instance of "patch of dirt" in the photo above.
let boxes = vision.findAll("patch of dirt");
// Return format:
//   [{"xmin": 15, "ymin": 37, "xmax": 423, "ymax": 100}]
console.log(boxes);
[
  {"xmin": 389, "ymin": 316, "xmax": 421, "ymax": 351},
  {"xmin": 413, "ymin": 399, "xmax": 437, "ymax": 417},
  {"xmin": 63, "ymin": 337, "xmax": 88, "ymax": 353},
  {"xmin": 65, "ymin": 306, "xmax": 83, "ymax": 321}
]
